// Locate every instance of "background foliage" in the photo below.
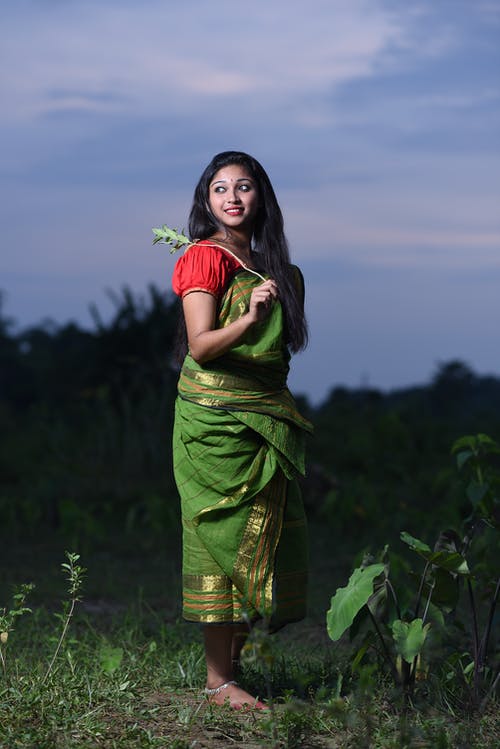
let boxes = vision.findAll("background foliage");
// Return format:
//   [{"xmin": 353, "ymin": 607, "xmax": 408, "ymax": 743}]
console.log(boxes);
[
  {"xmin": 2, "ymin": 284, "xmax": 500, "ymax": 548},
  {"xmin": 1, "ymin": 285, "xmax": 499, "ymax": 747}
]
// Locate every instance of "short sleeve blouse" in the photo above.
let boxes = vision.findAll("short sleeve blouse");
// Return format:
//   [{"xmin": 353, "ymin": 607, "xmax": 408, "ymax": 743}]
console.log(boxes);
[{"xmin": 172, "ymin": 240, "xmax": 242, "ymax": 300}]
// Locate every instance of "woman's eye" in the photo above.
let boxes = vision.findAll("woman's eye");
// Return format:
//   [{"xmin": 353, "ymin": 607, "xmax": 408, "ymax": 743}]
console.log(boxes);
[
  {"xmin": 214, "ymin": 186, "xmax": 226, "ymax": 193},
  {"xmin": 239, "ymin": 184, "xmax": 251, "ymax": 192}
]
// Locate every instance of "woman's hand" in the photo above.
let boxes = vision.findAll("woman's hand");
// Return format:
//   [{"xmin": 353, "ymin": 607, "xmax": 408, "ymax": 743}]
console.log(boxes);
[
  {"xmin": 183, "ymin": 279, "xmax": 278, "ymax": 364},
  {"xmin": 247, "ymin": 279, "xmax": 279, "ymax": 323}
]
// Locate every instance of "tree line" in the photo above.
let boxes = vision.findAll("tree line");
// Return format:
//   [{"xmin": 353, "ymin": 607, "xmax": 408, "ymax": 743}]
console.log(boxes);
[{"xmin": 1, "ymin": 286, "xmax": 499, "ymax": 546}]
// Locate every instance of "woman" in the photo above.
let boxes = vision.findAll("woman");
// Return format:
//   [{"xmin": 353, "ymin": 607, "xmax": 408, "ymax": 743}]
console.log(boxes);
[{"xmin": 172, "ymin": 151, "xmax": 312, "ymax": 709}]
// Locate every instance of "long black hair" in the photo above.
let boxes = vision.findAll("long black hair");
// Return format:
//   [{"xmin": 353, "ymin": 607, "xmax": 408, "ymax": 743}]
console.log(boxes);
[{"xmin": 188, "ymin": 151, "xmax": 308, "ymax": 353}]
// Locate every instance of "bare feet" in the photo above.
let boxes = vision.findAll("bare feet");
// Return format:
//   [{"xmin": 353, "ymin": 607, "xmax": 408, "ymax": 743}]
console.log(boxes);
[
  {"xmin": 205, "ymin": 680, "xmax": 268, "ymax": 710},
  {"xmin": 203, "ymin": 624, "xmax": 266, "ymax": 710}
]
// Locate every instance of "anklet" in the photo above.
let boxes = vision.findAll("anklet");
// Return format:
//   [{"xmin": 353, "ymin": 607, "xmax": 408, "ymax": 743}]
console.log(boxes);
[{"xmin": 204, "ymin": 680, "xmax": 237, "ymax": 697}]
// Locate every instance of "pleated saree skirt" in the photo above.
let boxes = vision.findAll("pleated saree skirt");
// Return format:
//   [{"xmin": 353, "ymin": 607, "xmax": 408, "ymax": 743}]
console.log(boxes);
[{"xmin": 173, "ymin": 397, "xmax": 308, "ymax": 628}]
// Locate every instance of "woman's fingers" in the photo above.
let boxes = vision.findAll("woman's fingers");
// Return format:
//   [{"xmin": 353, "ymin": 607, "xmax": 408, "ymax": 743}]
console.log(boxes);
[
  {"xmin": 255, "ymin": 280, "xmax": 278, "ymax": 301},
  {"xmin": 263, "ymin": 280, "xmax": 278, "ymax": 298},
  {"xmin": 248, "ymin": 280, "xmax": 278, "ymax": 320}
]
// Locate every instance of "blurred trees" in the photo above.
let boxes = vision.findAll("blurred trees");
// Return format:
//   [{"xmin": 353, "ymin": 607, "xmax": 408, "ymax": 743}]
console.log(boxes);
[
  {"xmin": 1, "ymin": 285, "xmax": 180, "ymax": 410},
  {"xmin": 312, "ymin": 360, "xmax": 500, "ymax": 546},
  {"xmin": 0, "ymin": 286, "xmax": 181, "ymax": 541},
  {"xmin": 1, "ymin": 286, "xmax": 500, "ymax": 550}
]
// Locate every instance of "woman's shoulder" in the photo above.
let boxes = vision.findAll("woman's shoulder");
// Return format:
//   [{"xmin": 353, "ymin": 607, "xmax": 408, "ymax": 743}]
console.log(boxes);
[
  {"xmin": 186, "ymin": 238, "xmax": 227, "ymax": 253},
  {"xmin": 172, "ymin": 240, "xmax": 240, "ymax": 298},
  {"xmin": 288, "ymin": 263, "xmax": 304, "ymax": 286},
  {"xmin": 284, "ymin": 263, "xmax": 305, "ymax": 306},
  {"xmin": 183, "ymin": 239, "xmax": 242, "ymax": 265}
]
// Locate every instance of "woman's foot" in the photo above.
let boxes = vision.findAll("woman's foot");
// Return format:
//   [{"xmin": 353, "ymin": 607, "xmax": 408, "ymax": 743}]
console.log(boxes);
[{"xmin": 205, "ymin": 680, "xmax": 268, "ymax": 710}]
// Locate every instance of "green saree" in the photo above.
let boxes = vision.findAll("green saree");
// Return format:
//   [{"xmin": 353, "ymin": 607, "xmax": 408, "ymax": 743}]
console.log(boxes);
[{"xmin": 173, "ymin": 264, "xmax": 313, "ymax": 628}]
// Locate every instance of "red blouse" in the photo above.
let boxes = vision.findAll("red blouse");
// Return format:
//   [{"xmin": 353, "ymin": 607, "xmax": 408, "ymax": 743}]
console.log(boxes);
[{"xmin": 172, "ymin": 240, "xmax": 242, "ymax": 299}]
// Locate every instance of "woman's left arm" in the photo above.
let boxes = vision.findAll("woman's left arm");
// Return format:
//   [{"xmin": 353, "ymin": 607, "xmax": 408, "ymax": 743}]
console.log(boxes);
[{"xmin": 183, "ymin": 279, "xmax": 278, "ymax": 364}]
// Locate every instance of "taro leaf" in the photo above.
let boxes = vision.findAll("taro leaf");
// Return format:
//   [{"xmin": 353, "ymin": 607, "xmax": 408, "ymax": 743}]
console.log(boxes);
[
  {"xmin": 426, "ymin": 601, "xmax": 445, "ymax": 627},
  {"xmin": 349, "ymin": 601, "xmax": 369, "ymax": 642},
  {"xmin": 400, "ymin": 531, "xmax": 469, "ymax": 575},
  {"xmin": 467, "ymin": 479, "xmax": 497, "ymax": 523},
  {"xmin": 327, "ymin": 564, "xmax": 385, "ymax": 642},
  {"xmin": 451, "ymin": 433, "xmax": 500, "ymax": 456},
  {"xmin": 349, "ymin": 581, "xmax": 387, "ymax": 641},
  {"xmin": 428, "ymin": 551, "xmax": 469, "ymax": 575},
  {"xmin": 466, "ymin": 480, "xmax": 489, "ymax": 508},
  {"xmin": 367, "ymin": 567, "xmax": 388, "ymax": 618},
  {"xmin": 431, "ymin": 568, "xmax": 459, "ymax": 614},
  {"xmin": 391, "ymin": 619, "xmax": 430, "ymax": 664},
  {"xmin": 455, "ymin": 449, "xmax": 473, "ymax": 471},
  {"xmin": 451, "ymin": 435, "xmax": 476, "ymax": 454},
  {"xmin": 434, "ymin": 529, "xmax": 461, "ymax": 554},
  {"xmin": 400, "ymin": 532, "xmax": 431, "ymax": 554},
  {"xmin": 351, "ymin": 630, "xmax": 375, "ymax": 673},
  {"xmin": 433, "ymin": 530, "xmax": 467, "ymax": 579}
]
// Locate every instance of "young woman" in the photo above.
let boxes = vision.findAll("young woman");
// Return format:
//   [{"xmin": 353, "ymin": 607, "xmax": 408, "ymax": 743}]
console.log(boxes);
[{"xmin": 171, "ymin": 151, "xmax": 312, "ymax": 709}]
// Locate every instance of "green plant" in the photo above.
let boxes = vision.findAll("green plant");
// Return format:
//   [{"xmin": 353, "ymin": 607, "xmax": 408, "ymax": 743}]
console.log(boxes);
[
  {"xmin": 43, "ymin": 551, "xmax": 86, "ymax": 683},
  {"xmin": 0, "ymin": 582, "xmax": 34, "ymax": 675},
  {"xmin": 152, "ymin": 226, "xmax": 190, "ymax": 253},
  {"xmin": 326, "ymin": 433, "xmax": 499, "ymax": 711},
  {"xmin": 448, "ymin": 434, "xmax": 499, "ymax": 708}
]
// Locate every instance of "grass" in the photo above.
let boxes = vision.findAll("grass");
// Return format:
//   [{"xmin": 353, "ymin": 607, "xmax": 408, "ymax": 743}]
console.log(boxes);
[
  {"xmin": 0, "ymin": 606, "xmax": 497, "ymax": 749},
  {"xmin": 1, "ymin": 528, "xmax": 498, "ymax": 748}
]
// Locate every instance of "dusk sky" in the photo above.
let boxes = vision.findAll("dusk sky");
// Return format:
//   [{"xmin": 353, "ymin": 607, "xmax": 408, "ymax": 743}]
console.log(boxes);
[{"xmin": 1, "ymin": 0, "xmax": 499, "ymax": 403}]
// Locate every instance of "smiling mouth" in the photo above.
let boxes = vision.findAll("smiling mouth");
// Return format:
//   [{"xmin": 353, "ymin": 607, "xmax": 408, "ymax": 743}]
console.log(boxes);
[{"xmin": 225, "ymin": 208, "xmax": 244, "ymax": 215}]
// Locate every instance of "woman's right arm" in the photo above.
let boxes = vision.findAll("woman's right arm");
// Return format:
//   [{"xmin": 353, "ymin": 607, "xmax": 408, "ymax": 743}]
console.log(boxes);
[{"xmin": 183, "ymin": 279, "xmax": 278, "ymax": 364}]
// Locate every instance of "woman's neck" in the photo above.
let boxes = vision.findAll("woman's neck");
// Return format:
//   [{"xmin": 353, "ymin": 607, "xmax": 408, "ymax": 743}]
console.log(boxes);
[{"xmin": 210, "ymin": 231, "xmax": 253, "ymax": 262}]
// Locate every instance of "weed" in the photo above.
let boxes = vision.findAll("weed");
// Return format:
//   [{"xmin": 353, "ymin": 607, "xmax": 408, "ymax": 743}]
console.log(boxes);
[
  {"xmin": 43, "ymin": 551, "xmax": 86, "ymax": 683},
  {"xmin": 0, "ymin": 582, "xmax": 34, "ymax": 676}
]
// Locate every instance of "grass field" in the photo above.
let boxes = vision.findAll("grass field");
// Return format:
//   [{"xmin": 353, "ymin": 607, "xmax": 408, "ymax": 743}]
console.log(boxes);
[{"xmin": 1, "ymin": 524, "xmax": 498, "ymax": 748}]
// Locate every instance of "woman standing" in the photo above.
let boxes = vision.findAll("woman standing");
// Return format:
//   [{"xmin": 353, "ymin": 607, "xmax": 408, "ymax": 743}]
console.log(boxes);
[{"xmin": 172, "ymin": 151, "xmax": 312, "ymax": 709}]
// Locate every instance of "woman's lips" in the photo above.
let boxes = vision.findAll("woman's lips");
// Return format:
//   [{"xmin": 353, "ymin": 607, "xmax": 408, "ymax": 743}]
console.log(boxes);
[{"xmin": 225, "ymin": 207, "xmax": 243, "ymax": 215}]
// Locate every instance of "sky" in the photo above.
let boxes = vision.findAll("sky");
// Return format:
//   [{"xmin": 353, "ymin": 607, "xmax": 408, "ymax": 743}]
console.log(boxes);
[{"xmin": 1, "ymin": 0, "xmax": 499, "ymax": 404}]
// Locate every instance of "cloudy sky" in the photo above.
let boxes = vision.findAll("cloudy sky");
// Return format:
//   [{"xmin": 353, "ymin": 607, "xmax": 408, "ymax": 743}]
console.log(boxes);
[{"xmin": 1, "ymin": 0, "xmax": 499, "ymax": 403}]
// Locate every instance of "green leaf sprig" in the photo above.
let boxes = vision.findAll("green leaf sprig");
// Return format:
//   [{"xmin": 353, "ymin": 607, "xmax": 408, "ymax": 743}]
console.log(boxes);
[{"xmin": 152, "ymin": 225, "xmax": 191, "ymax": 253}]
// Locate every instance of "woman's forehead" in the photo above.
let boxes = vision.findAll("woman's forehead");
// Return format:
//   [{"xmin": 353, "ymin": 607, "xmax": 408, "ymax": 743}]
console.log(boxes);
[{"xmin": 211, "ymin": 164, "xmax": 254, "ymax": 185}]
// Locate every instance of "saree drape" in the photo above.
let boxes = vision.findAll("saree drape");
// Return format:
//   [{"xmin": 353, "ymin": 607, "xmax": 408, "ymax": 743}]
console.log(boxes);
[{"xmin": 173, "ymin": 263, "xmax": 313, "ymax": 628}]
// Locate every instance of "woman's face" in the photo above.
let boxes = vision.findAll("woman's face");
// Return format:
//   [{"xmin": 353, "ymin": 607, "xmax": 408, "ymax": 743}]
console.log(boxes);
[{"xmin": 208, "ymin": 164, "xmax": 259, "ymax": 235}]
